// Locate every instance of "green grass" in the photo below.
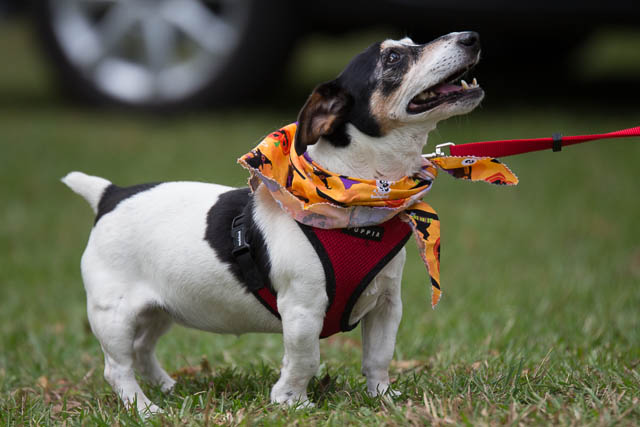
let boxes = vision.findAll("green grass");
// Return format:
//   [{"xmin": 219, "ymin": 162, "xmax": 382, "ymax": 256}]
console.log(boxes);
[{"xmin": 1, "ymin": 20, "xmax": 640, "ymax": 425}]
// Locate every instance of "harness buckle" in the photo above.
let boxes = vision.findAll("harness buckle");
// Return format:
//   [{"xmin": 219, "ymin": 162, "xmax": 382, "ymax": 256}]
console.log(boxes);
[
  {"xmin": 423, "ymin": 142, "xmax": 455, "ymax": 159},
  {"xmin": 231, "ymin": 212, "xmax": 265, "ymax": 291},
  {"xmin": 231, "ymin": 214, "xmax": 250, "ymax": 256}
]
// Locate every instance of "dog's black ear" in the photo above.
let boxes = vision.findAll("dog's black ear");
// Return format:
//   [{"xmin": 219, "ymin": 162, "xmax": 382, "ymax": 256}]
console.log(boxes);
[{"xmin": 295, "ymin": 80, "xmax": 352, "ymax": 154}]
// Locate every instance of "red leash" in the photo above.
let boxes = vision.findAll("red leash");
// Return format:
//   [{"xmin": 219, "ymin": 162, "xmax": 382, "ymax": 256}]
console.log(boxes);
[{"xmin": 445, "ymin": 126, "xmax": 640, "ymax": 158}]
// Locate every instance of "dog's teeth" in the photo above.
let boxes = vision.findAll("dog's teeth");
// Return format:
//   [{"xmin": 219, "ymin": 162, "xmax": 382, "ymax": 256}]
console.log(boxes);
[
  {"xmin": 415, "ymin": 90, "xmax": 436, "ymax": 101},
  {"xmin": 461, "ymin": 80, "xmax": 469, "ymax": 90},
  {"xmin": 472, "ymin": 78, "xmax": 478, "ymax": 87}
]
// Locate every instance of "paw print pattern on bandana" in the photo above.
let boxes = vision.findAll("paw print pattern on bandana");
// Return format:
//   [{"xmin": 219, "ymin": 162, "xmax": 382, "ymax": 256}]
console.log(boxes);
[{"xmin": 372, "ymin": 180, "xmax": 391, "ymax": 199}]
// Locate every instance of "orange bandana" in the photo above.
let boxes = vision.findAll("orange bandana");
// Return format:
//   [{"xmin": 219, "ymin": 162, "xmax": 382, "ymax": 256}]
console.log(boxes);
[{"xmin": 239, "ymin": 124, "xmax": 518, "ymax": 307}]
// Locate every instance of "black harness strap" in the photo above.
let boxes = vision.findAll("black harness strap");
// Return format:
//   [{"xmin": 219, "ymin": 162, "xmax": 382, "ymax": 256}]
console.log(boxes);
[{"xmin": 231, "ymin": 206, "xmax": 265, "ymax": 291}]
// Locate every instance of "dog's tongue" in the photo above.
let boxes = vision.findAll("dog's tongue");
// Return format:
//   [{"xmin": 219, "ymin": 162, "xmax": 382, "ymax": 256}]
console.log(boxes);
[{"xmin": 435, "ymin": 83, "xmax": 461, "ymax": 94}]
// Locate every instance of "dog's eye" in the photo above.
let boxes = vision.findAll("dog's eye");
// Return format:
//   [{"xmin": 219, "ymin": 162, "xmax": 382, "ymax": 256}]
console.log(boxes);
[{"xmin": 385, "ymin": 50, "xmax": 401, "ymax": 65}]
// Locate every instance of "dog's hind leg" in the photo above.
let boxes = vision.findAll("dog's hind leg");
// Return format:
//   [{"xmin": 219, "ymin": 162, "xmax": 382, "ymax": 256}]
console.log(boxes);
[
  {"xmin": 86, "ymin": 283, "xmax": 163, "ymax": 415},
  {"xmin": 133, "ymin": 308, "xmax": 176, "ymax": 392}
]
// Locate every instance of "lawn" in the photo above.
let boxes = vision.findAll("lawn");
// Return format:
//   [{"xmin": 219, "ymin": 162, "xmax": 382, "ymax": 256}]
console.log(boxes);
[{"xmin": 1, "ymin": 20, "xmax": 639, "ymax": 425}]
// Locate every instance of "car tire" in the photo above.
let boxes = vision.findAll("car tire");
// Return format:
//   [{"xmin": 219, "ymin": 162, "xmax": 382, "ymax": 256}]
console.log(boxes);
[{"xmin": 32, "ymin": 0, "xmax": 297, "ymax": 111}]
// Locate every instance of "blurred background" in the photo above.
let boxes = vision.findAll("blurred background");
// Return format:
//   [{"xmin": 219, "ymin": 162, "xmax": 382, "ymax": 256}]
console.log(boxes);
[
  {"xmin": 1, "ymin": 1, "xmax": 639, "ymax": 421},
  {"xmin": 1, "ymin": 0, "xmax": 640, "ymax": 110}
]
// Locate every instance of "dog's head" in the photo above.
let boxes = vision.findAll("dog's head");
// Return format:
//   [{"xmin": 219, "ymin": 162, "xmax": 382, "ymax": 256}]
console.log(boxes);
[{"xmin": 295, "ymin": 32, "xmax": 484, "ymax": 158}]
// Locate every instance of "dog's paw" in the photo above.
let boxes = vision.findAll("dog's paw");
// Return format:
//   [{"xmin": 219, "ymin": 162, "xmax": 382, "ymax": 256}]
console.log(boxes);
[
  {"xmin": 278, "ymin": 398, "xmax": 315, "ymax": 409},
  {"xmin": 298, "ymin": 400, "xmax": 315, "ymax": 409},
  {"xmin": 270, "ymin": 388, "xmax": 313, "ymax": 409},
  {"xmin": 138, "ymin": 403, "xmax": 164, "ymax": 418},
  {"xmin": 383, "ymin": 388, "xmax": 401, "ymax": 398},
  {"xmin": 367, "ymin": 383, "xmax": 401, "ymax": 398},
  {"xmin": 160, "ymin": 377, "xmax": 177, "ymax": 393}
]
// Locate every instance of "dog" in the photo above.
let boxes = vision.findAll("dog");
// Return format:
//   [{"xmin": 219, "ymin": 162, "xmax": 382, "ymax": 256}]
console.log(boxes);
[{"xmin": 62, "ymin": 31, "xmax": 483, "ymax": 414}]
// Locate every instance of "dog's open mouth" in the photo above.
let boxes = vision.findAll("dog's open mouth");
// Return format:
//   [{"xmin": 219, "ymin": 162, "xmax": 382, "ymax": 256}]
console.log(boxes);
[{"xmin": 407, "ymin": 69, "xmax": 483, "ymax": 114}]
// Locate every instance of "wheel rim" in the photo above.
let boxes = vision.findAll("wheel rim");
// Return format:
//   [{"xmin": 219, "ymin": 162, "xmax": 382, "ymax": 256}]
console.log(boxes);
[{"xmin": 49, "ymin": 0, "xmax": 250, "ymax": 105}]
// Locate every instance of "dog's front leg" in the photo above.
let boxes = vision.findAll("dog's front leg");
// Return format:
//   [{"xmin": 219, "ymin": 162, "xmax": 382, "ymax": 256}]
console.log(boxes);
[
  {"xmin": 360, "ymin": 257, "xmax": 404, "ymax": 397},
  {"xmin": 270, "ymin": 290, "xmax": 325, "ymax": 407}
]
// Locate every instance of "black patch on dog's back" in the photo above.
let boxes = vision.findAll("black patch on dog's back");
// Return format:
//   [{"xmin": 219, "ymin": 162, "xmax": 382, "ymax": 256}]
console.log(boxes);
[
  {"xmin": 204, "ymin": 188, "xmax": 272, "ymax": 292},
  {"xmin": 95, "ymin": 183, "xmax": 161, "ymax": 224}
]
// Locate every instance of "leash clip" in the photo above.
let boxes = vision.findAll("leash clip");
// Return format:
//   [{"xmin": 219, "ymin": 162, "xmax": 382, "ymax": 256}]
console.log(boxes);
[{"xmin": 423, "ymin": 142, "xmax": 455, "ymax": 159}]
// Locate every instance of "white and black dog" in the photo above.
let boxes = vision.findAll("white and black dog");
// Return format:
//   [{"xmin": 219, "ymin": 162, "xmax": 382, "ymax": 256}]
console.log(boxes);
[{"xmin": 63, "ymin": 32, "xmax": 483, "ymax": 413}]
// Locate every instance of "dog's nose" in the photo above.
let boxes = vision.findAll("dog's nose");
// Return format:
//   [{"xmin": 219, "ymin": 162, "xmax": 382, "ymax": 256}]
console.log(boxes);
[{"xmin": 457, "ymin": 31, "xmax": 480, "ymax": 52}]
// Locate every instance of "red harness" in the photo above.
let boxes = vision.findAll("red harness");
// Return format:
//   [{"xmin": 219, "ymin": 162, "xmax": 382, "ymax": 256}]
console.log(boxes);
[{"xmin": 252, "ymin": 216, "xmax": 412, "ymax": 338}]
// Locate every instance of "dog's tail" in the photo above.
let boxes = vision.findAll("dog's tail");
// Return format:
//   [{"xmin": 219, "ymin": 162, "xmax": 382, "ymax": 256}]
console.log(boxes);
[{"xmin": 61, "ymin": 171, "xmax": 111, "ymax": 214}]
